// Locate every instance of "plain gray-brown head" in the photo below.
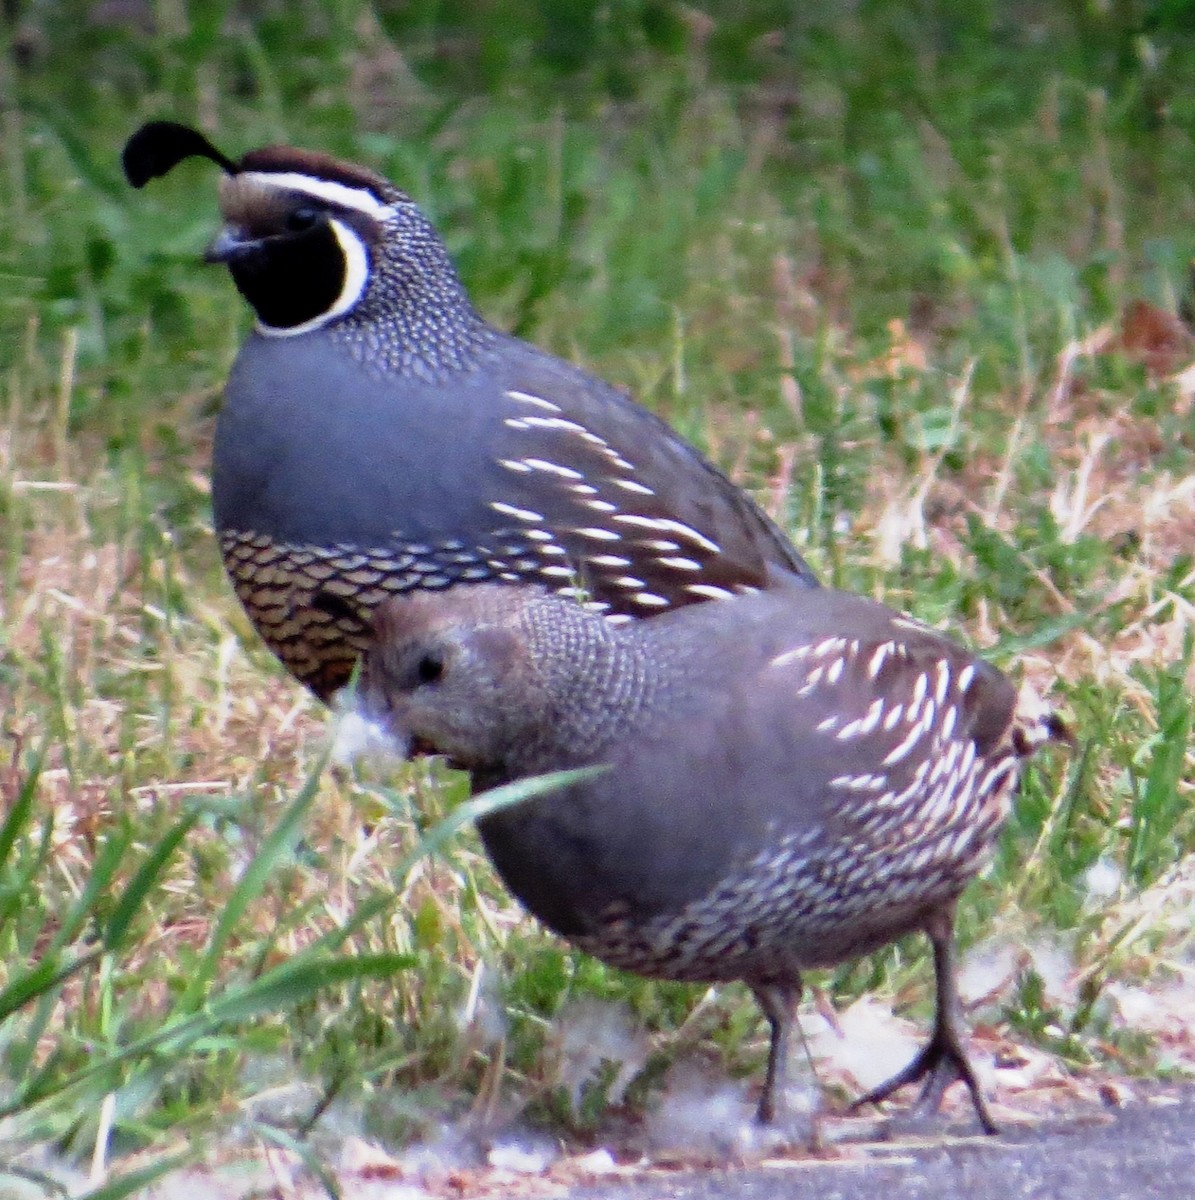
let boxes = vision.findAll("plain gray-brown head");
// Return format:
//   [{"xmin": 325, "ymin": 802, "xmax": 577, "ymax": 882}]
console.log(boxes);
[
  {"xmin": 122, "ymin": 120, "xmax": 484, "ymax": 362},
  {"xmin": 356, "ymin": 586, "xmax": 557, "ymax": 774}
]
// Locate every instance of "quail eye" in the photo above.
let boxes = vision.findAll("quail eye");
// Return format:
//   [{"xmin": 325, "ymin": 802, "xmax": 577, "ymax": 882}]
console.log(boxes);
[
  {"xmin": 285, "ymin": 205, "xmax": 320, "ymax": 233},
  {"xmin": 416, "ymin": 653, "xmax": 444, "ymax": 685}
]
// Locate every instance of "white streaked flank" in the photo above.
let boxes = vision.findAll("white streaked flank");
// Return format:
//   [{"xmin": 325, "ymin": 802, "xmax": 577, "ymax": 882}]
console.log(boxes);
[
  {"xmin": 522, "ymin": 457, "xmax": 584, "ymax": 480},
  {"xmin": 490, "ymin": 500, "xmax": 546, "ymax": 523},
  {"xmin": 506, "ymin": 389, "xmax": 562, "ymax": 412},
  {"xmin": 614, "ymin": 479, "xmax": 656, "ymax": 496},
  {"xmin": 685, "ymin": 583, "xmax": 737, "ymax": 601}
]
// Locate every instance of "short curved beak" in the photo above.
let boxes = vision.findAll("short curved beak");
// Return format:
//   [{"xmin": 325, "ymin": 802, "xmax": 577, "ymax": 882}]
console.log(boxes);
[{"xmin": 203, "ymin": 226, "xmax": 257, "ymax": 264}]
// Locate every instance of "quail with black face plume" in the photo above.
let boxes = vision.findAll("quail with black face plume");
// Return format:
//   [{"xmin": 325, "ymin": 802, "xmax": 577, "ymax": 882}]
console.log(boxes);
[
  {"xmin": 122, "ymin": 121, "xmax": 819, "ymax": 700},
  {"xmin": 355, "ymin": 577, "xmax": 1069, "ymax": 1131}
]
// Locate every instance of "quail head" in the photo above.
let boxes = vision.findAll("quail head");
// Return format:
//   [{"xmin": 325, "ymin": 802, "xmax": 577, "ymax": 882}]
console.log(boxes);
[
  {"xmin": 355, "ymin": 575, "xmax": 1069, "ymax": 1131},
  {"xmin": 122, "ymin": 121, "xmax": 819, "ymax": 700}
]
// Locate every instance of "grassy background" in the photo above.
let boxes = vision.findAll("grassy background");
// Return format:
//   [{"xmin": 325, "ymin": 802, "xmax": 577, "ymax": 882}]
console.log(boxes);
[{"xmin": 2, "ymin": 0, "xmax": 1194, "ymax": 1192}]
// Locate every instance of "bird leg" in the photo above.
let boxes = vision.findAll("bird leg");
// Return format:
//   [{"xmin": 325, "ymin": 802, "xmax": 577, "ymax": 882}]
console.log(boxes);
[
  {"xmin": 850, "ymin": 907, "xmax": 998, "ymax": 1134},
  {"xmin": 750, "ymin": 980, "xmax": 800, "ymax": 1125}
]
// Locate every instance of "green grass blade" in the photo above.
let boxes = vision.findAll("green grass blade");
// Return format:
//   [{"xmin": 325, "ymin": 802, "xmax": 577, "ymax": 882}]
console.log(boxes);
[
  {"xmin": 103, "ymin": 810, "xmax": 200, "ymax": 949},
  {"xmin": 203, "ymin": 953, "xmax": 415, "ymax": 1026},
  {"xmin": 0, "ymin": 948, "xmax": 101, "ymax": 1023},
  {"xmin": 383, "ymin": 765, "xmax": 610, "ymax": 882},
  {"xmin": 0, "ymin": 742, "xmax": 45, "ymax": 869},
  {"xmin": 46, "ymin": 824, "xmax": 133, "ymax": 958},
  {"xmin": 0, "ymin": 812, "xmax": 56, "ymax": 933},
  {"xmin": 182, "ymin": 759, "xmax": 328, "ymax": 1009},
  {"xmin": 302, "ymin": 767, "xmax": 609, "ymax": 959},
  {"xmin": 1126, "ymin": 628, "xmax": 1194, "ymax": 884}
]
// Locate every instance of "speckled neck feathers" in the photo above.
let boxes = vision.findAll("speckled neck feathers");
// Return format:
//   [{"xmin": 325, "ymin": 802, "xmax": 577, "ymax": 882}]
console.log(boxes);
[{"xmin": 324, "ymin": 199, "xmax": 499, "ymax": 382}]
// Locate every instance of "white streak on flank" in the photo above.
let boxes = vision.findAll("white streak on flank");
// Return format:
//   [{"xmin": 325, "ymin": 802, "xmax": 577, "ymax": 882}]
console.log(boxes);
[
  {"xmin": 499, "ymin": 458, "xmax": 534, "ymax": 473},
  {"xmin": 882, "ymin": 722, "xmax": 925, "ymax": 766},
  {"xmin": 855, "ymin": 697, "xmax": 886, "ymax": 736},
  {"xmin": 830, "ymin": 772, "xmax": 883, "ymax": 791},
  {"xmin": 939, "ymin": 704, "xmax": 958, "ymax": 742},
  {"xmin": 639, "ymin": 539, "xmax": 681, "ymax": 552},
  {"xmin": 958, "ymin": 740, "xmax": 977, "ymax": 778},
  {"xmin": 957, "ymin": 663, "xmax": 976, "ymax": 694},
  {"xmin": 656, "ymin": 556, "xmax": 703, "ymax": 572},
  {"xmin": 504, "ymin": 417, "xmax": 530, "ymax": 430},
  {"xmin": 257, "ymin": 217, "xmax": 368, "ymax": 338},
  {"xmin": 633, "ymin": 592, "xmax": 670, "ymax": 608},
  {"xmin": 540, "ymin": 544, "xmax": 569, "ymax": 556},
  {"xmin": 239, "ymin": 170, "xmax": 396, "ymax": 219},
  {"xmin": 523, "ymin": 457, "xmax": 584, "ymax": 480},
  {"xmin": 769, "ymin": 645, "xmax": 812, "ymax": 668},
  {"xmin": 882, "ymin": 703, "xmax": 904, "ymax": 731},
  {"xmin": 935, "ymin": 660, "xmax": 951, "ymax": 706},
  {"xmin": 928, "ymin": 741, "xmax": 958, "ymax": 784},
  {"xmin": 572, "ymin": 526, "xmax": 622, "ymax": 541},
  {"xmin": 587, "ymin": 554, "xmax": 632, "ymax": 568},
  {"xmin": 825, "ymin": 656, "xmax": 846, "ymax": 685},
  {"xmin": 520, "ymin": 415, "xmax": 609, "ymax": 445},
  {"xmin": 685, "ymin": 583, "xmax": 737, "ymax": 601},
  {"xmin": 817, "ymin": 715, "xmax": 840, "ymax": 732},
  {"xmin": 570, "ymin": 483, "xmax": 599, "ymax": 495},
  {"xmin": 867, "ymin": 642, "xmax": 893, "ymax": 678},
  {"xmin": 539, "ymin": 564, "xmax": 575, "ymax": 578},
  {"xmin": 615, "ymin": 479, "xmax": 656, "ymax": 496},
  {"xmin": 506, "ymin": 389, "xmax": 562, "ymax": 412},
  {"xmin": 524, "ymin": 529, "xmax": 556, "ymax": 542},
  {"xmin": 612, "ymin": 515, "xmax": 721, "ymax": 554},
  {"xmin": 796, "ymin": 665, "xmax": 825, "ymax": 697},
  {"xmin": 490, "ymin": 501, "xmax": 546, "ymax": 523},
  {"xmin": 585, "ymin": 499, "xmax": 619, "ymax": 513},
  {"xmin": 609, "ymin": 455, "xmax": 635, "ymax": 471},
  {"xmin": 612, "ymin": 576, "xmax": 646, "ymax": 589}
]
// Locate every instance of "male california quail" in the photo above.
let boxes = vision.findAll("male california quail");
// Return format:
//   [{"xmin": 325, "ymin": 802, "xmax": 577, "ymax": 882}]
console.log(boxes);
[
  {"xmin": 354, "ymin": 576, "xmax": 1068, "ymax": 1130},
  {"xmin": 121, "ymin": 121, "xmax": 818, "ymax": 700}
]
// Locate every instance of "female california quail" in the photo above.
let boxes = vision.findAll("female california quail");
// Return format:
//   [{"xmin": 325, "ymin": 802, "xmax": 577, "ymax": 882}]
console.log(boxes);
[
  {"xmin": 121, "ymin": 121, "xmax": 818, "ymax": 701},
  {"xmin": 354, "ymin": 576, "xmax": 1068, "ymax": 1130}
]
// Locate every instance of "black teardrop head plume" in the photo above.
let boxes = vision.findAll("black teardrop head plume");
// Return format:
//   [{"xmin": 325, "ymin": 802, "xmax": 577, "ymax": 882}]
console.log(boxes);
[{"xmin": 122, "ymin": 121, "xmax": 240, "ymax": 188}]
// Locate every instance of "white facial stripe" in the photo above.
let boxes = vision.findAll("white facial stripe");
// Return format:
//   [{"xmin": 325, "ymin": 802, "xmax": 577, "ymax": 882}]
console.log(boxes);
[
  {"xmin": 256, "ymin": 217, "xmax": 368, "ymax": 338},
  {"xmin": 238, "ymin": 170, "xmax": 395, "ymax": 220}
]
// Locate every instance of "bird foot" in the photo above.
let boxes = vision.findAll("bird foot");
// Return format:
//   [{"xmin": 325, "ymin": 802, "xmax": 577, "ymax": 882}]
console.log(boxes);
[{"xmin": 849, "ymin": 1031, "xmax": 998, "ymax": 1135}]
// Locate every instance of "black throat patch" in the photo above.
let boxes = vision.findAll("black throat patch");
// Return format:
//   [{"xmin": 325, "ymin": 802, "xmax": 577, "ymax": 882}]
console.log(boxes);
[{"xmin": 229, "ymin": 221, "xmax": 348, "ymax": 330}]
